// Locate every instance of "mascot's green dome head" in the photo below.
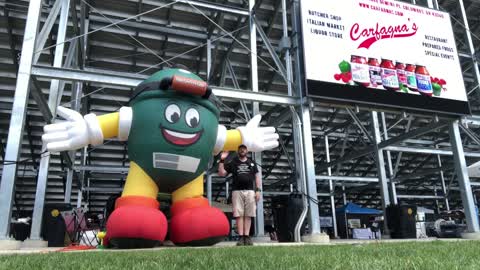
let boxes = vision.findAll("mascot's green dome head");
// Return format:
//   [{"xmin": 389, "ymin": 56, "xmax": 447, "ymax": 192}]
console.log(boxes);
[{"xmin": 130, "ymin": 68, "xmax": 219, "ymax": 118}]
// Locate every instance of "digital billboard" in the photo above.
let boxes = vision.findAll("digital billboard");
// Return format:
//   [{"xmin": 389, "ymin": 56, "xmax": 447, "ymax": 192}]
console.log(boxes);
[{"xmin": 301, "ymin": 0, "xmax": 470, "ymax": 115}]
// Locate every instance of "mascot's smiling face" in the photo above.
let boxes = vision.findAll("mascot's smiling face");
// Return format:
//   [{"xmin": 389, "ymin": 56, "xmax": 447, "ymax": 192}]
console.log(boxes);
[
  {"xmin": 161, "ymin": 102, "xmax": 202, "ymax": 146},
  {"xmin": 158, "ymin": 100, "xmax": 211, "ymax": 148}
]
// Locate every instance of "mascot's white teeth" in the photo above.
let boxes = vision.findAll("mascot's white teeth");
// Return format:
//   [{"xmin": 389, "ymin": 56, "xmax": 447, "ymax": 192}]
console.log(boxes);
[{"xmin": 164, "ymin": 129, "xmax": 197, "ymax": 139}]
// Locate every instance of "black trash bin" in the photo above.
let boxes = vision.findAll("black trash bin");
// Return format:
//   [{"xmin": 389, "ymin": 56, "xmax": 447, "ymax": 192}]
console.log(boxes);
[
  {"xmin": 272, "ymin": 194, "xmax": 306, "ymax": 242},
  {"xmin": 386, "ymin": 205, "xmax": 417, "ymax": 239},
  {"xmin": 42, "ymin": 203, "xmax": 72, "ymax": 247},
  {"xmin": 11, "ymin": 222, "xmax": 31, "ymax": 241}
]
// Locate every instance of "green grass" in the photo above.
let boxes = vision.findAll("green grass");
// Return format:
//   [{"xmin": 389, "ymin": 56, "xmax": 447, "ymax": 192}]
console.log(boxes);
[{"xmin": 1, "ymin": 241, "xmax": 479, "ymax": 270}]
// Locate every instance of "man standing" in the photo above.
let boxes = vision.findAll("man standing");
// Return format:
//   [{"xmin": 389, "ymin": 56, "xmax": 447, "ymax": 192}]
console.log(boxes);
[{"xmin": 218, "ymin": 145, "xmax": 261, "ymax": 246}]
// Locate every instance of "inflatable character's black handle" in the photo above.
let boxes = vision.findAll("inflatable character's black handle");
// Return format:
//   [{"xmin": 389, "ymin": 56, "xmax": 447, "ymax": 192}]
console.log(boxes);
[{"xmin": 159, "ymin": 75, "xmax": 212, "ymax": 99}]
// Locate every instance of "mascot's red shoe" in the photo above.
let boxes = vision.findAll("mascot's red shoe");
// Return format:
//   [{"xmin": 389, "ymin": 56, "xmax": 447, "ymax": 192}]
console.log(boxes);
[
  {"xmin": 169, "ymin": 197, "xmax": 230, "ymax": 246},
  {"xmin": 104, "ymin": 196, "xmax": 167, "ymax": 248}
]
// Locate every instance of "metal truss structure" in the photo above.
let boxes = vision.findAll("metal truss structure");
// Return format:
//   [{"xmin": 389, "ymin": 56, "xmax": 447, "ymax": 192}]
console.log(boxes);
[{"xmin": 0, "ymin": 0, "xmax": 480, "ymax": 240}]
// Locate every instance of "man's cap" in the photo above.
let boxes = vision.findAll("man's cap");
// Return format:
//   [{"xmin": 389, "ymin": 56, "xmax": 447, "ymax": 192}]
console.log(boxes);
[{"xmin": 238, "ymin": 144, "xmax": 247, "ymax": 149}]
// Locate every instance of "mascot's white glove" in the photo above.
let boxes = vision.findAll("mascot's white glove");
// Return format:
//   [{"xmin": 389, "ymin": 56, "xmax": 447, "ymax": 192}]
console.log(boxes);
[
  {"xmin": 42, "ymin": 106, "xmax": 103, "ymax": 152},
  {"xmin": 236, "ymin": 114, "xmax": 279, "ymax": 152}
]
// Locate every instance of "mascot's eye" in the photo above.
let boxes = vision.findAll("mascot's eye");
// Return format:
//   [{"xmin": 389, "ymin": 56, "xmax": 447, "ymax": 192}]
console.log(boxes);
[
  {"xmin": 185, "ymin": 108, "xmax": 200, "ymax": 128},
  {"xmin": 165, "ymin": 104, "xmax": 181, "ymax": 123}
]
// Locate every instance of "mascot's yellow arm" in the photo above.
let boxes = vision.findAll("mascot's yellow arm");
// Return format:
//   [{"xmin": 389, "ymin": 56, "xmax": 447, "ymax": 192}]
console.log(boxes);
[
  {"xmin": 223, "ymin": 130, "xmax": 242, "ymax": 151},
  {"xmin": 97, "ymin": 112, "xmax": 120, "ymax": 138}
]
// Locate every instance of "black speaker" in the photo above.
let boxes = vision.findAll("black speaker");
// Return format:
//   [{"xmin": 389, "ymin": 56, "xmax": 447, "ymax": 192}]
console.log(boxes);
[
  {"xmin": 386, "ymin": 205, "xmax": 417, "ymax": 239},
  {"xmin": 42, "ymin": 203, "xmax": 72, "ymax": 247},
  {"xmin": 271, "ymin": 194, "xmax": 306, "ymax": 242}
]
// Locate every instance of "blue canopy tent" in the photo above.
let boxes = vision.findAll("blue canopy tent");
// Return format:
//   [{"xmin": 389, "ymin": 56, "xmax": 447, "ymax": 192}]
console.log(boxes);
[
  {"xmin": 336, "ymin": 203, "xmax": 382, "ymax": 215},
  {"xmin": 335, "ymin": 203, "xmax": 382, "ymax": 239}
]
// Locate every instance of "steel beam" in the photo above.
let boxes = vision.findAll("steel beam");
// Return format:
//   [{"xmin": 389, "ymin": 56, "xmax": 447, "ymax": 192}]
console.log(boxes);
[
  {"xmin": 64, "ymin": 169, "xmax": 73, "ymax": 203},
  {"xmin": 70, "ymin": 0, "xmax": 83, "ymax": 67},
  {"xmin": 216, "ymin": 17, "xmax": 248, "ymax": 84},
  {"xmin": 31, "ymin": 66, "xmax": 299, "ymax": 105},
  {"xmin": 449, "ymin": 121, "xmax": 479, "ymax": 233},
  {"xmin": 33, "ymin": 0, "xmax": 62, "ymax": 64},
  {"xmin": 392, "ymin": 118, "xmax": 412, "ymax": 178},
  {"xmin": 0, "ymin": 0, "xmax": 43, "ymax": 240},
  {"xmin": 267, "ymin": 107, "xmax": 291, "ymax": 127},
  {"xmin": 206, "ymin": 174, "xmax": 212, "ymax": 205},
  {"xmin": 301, "ymin": 105, "xmax": 321, "ymax": 234},
  {"xmin": 144, "ymin": 0, "xmax": 249, "ymax": 15},
  {"xmin": 31, "ymin": 0, "xmax": 71, "ymax": 241},
  {"xmin": 381, "ymin": 112, "xmax": 397, "ymax": 204},
  {"xmin": 317, "ymin": 120, "xmax": 451, "ymax": 171},
  {"xmin": 83, "ymin": 187, "xmax": 124, "ymax": 193},
  {"xmin": 74, "ymin": 165, "xmax": 129, "ymax": 173},
  {"xmin": 249, "ymin": 0, "xmax": 265, "ymax": 237},
  {"xmin": 384, "ymin": 145, "xmax": 480, "ymax": 158},
  {"xmin": 324, "ymin": 120, "xmax": 353, "ymax": 136},
  {"xmin": 436, "ymin": 146, "xmax": 450, "ymax": 211},
  {"xmin": 290, "ymin": 0, "xmax": 322, "ymax": 237},
  {"xmin": 458, "ymin": 0, "xmax": 480, "ymax": 101},
  {"xmin": 47, "ymin": 0, "xmax": 71, "ymax": 113},
  {"xmin": 316, "ymin": 176, "xmax": 379, "ymax": 183},
  {"xmin": 346, "ymin": 109, "xmax": 373, "ymax": 142},
  {"xmin": 371, "ymin": 111, "xmax": 390, "ymax": 235},
  {"xmin": 459, "ymin": 124, "xmax": 480, "ymax": 146},
  {"xmin": 206, "ymin": 39, "xmax": 212, "ymax": 79},
  {"xmin": 324, "ymin": 136, "xmax": 338, "ymax": 238},
  {"xmin": 205, "ymin": 9, "xmax": 226, "ymax": 82},
  {"xmin": 252, "ymin": 16, "xmax": 288, "ymax": 83},
  {"xmin": 226, "ymin": 59, "xmax": 251, "ymax": 120},
  {"xmin": 393, "ymin": 166, "xmax": 454, "ymax": 182},
  {"xmin": 4, "ymin": 7, "xmax": 53, "ymax": 124},
  {"xmin": 281, "ymin": 0, "xmax": 293, "ymax": 95},
  {"xmin": 379, "ymin": 121, "xmax": 449, "ymax": 148},
  {"xmin": 396, "ymin": 195, "xmax": 444, "ymax": 199},
  {"xmin": 264, "ymin": 135, "xmax": 292, "ymax": 179}
]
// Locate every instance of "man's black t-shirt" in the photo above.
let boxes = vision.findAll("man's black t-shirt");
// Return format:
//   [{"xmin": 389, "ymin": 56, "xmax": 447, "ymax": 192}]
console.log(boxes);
[{"xmin": 225, "ymin": 157, "xmax": 258, "ymax": 191}]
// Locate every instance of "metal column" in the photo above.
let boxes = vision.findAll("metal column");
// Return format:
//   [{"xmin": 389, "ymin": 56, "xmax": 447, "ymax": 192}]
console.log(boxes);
[
  {"xmin": 206, "ymin": 39, "xmax": 212, "ymax": 79},
  {"xmin": 301, "ymin": 105, "xmax": 321, "ymax": 234},
  {"xmin": 31, "ymin": 0, "xmax": 71, "ymax": 240},
  {"xmin": 291, "ymin": 0, "xmax": 321, "ymax": 235},
  {"xmin": 249, "ymin": 0, "xmax": 265, "ymax": 237},
  {"xmin": 371, "ymin": 111, "xmax": 390, "ymax": 235},
  {"xmin": 380, "ymin": 112, "xmax": 398, "ymax": 204},
  {"xmin": 0, "ymin": 0, "xmax": 43, "ymax": 240},
  {"xmin": 206, "ymin": 174, "xmax": 212, "ymax": 205},
  {"xmin": 283, "ymin": 0, "xmax": 310, "ymax": 241},
  {"xmin": 77, "ymin": 147, "xmax": 87, "ymax": 208},
  {"xmin": 225, "ymin": 181, "xmax": 229, "ymax": 201},
  {"xmin": 64, "ymin": 170, "xmax": 74, "ymax": 203},
  {"xmin": 325, "ymin": 136, "xmax": 338, "ymax": 238},
  {"xmin": 436, "ymin": 151, "xmax": 450, "ymax": 211},
  {"xmin": 449, "ymin": 121, "xmax": 480, "ymax": 233},
  {"xmin": 458, "ymin": 0, "xmax": 480, "ymax": 101},
  {"xmin": 281, "ymin": 0, "xmax": 293, "ymax": 97}
]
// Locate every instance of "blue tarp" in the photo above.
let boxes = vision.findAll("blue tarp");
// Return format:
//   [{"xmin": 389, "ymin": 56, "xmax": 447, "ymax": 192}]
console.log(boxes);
[{"xmin": 336, "ymin": 202, "xmax": 382, "ymax": 215}]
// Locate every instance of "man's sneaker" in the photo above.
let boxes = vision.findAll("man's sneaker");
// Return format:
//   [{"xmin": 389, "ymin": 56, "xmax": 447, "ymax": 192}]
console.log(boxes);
[
  {"xmin": 244, "ymin": 236, "xmax": 253, "ymax": 246},
  {"xmin": 236, "ymin": 236, "xmax": 245, "ymax": 246}
]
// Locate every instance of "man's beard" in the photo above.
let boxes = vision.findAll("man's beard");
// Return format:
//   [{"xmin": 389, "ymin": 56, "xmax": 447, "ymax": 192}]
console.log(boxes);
[{"xmin": 238, "ymin": 152, "xmax": 247, "ymax": 158}]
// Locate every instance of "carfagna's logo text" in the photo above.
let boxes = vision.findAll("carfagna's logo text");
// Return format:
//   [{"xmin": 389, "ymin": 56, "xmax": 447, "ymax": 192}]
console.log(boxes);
[{"xmin": 350, "ymin": 19, "xmax": 418, "ymax": 49}]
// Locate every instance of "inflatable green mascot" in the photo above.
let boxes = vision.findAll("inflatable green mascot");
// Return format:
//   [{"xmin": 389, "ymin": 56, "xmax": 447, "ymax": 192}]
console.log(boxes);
[{"xmin": 42, "ymin": 68, "xmax": 279, "ymax": 248}]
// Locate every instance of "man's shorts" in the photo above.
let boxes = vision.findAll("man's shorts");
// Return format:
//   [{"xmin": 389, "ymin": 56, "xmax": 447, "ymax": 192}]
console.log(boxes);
[{"xmin": 232, "ymin": 190, "xmax": 256, "ymax": 217}]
